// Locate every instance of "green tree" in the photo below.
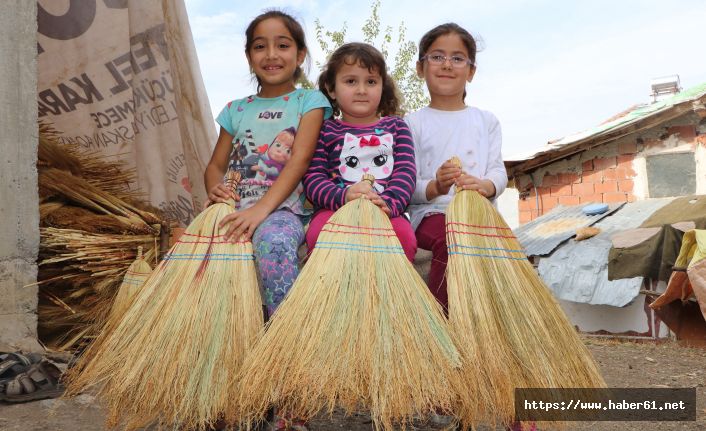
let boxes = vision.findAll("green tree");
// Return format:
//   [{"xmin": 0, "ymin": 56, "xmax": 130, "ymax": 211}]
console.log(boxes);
[{"xmin": 307, "ymin": 0, "xmax": 428, "ymax": 114}]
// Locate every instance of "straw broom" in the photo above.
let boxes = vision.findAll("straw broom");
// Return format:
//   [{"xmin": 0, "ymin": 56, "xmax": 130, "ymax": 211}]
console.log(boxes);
[
  {"xmin": 64, "ymin": 171, "xmax": 263, "ymax": 430},
  {"xmin": 109, "ymin": 246, "xmax": 153, "ymax": 319},
  {"xmin": 445, "ymin": 157, "xmax": 605, "ymax": 428},
  {"xmin": 237, "ymin": 174, "xmax": 462, "ymax": 431}
]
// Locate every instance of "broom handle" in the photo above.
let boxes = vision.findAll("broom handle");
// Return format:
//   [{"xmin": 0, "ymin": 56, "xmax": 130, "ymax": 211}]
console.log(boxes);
[
  {"xmin": 224, "ymin": 171, "xmax": 242, "ymax": 207},
  {"xmin": 449, "ymin": 156, "xmax": 465, "ymax": 194},
  {"xmin": 362, "ymin": 173, "xmax": 375, "ymax": 187}
]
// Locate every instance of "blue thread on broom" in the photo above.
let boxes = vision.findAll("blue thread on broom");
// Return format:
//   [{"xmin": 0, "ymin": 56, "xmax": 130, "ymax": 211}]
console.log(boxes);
[
  {"xmin": 448, "ymin": 244, "xmax": 525, "ymax": 254},
  {"xmin": 163, "ymin": 253, "xmax": 254, "ymax": 261},
  {"xmin": 448, "ymin": 250, "xmax": 527, "ymax": 261},
  {"xmin": 317, "ymin": 243, "xmax": 405, "ymax": 255},
  {"xmin": 317, "ymin": 241, "xmax": 403, "ymax": 251}
]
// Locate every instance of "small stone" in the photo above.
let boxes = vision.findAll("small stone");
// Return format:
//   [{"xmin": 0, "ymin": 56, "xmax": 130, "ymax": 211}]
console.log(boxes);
[{"xmin": 645, "ymin": 356, "xmax": 656, "ymax": 362}]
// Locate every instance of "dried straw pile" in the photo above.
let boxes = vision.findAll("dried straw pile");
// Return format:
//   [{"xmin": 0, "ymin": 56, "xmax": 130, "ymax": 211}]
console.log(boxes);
[{"xmin": 37, "ymin": 125, "xmax": 163, "ymax": 351}]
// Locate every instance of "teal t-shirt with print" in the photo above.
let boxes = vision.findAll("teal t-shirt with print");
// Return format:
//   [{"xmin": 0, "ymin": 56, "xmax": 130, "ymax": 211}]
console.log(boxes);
[{"xmin": 216, "ymin": 88, "xmax": 332, "ymax": 216}]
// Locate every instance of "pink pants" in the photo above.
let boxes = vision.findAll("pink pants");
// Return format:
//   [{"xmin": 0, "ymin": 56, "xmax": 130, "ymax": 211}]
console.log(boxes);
[
  {"xmin": 306, "ymin": 209, "xmax": 417, "ymax": 263},
  {"xmin": 415, "ymin": 213, "xmax": 448, "ymax": 309}
]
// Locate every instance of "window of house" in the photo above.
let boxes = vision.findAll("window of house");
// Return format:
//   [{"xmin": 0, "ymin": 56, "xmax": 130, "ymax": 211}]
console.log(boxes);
[{"xmin": 646, "ymin": 152, "xmax": 696, "ymax": 198}]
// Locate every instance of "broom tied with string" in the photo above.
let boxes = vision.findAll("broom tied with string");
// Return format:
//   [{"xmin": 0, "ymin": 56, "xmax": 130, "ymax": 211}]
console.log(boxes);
[
  {"xmin": 108, "ymin": 246, "xmax": 153, "ymax": 320},
  {"xmin": 445, "ymin": 157, "xmax": 606, "ymax": 429},
  {"xmin": 237, "ymin": 173, "xmax": 464, "ymax": 431},
  {"xmin": 64, "ymin": 171, "xmax": 263, "ymax": 431}
]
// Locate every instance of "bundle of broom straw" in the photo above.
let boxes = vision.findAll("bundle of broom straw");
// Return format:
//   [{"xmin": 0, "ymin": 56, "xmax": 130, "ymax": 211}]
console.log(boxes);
[
  {"xmin": 65, "ymin": 171, "xmax": 263, "ymax": 431},
  {"xmin": 445, "ymin": 157, "xmax": 605, "ymax": 428},
  {"xmin": 108, "ymin": 246, "xmax": 153, "ymax": 319},
  {"xmin": 237, "ymin": 175, "xmax": 462, "ymax": 431}
]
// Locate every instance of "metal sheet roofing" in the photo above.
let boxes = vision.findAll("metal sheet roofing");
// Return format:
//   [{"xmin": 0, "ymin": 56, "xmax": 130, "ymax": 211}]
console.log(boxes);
[
  {"xmin": 537, "ymin": 198, "xmax": 674, "ymax": 306},
  {"xmin": 514, "ymin": 203, "xmax": 624, "ymax": 257},
  {"xmin": 506, "ymin": 81, "xmax": 706, "ymax": 170}
]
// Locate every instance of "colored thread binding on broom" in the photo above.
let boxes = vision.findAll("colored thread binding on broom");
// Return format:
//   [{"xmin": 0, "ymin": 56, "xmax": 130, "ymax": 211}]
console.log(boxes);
[
  {"xmin": 162, "ymin": 252, "xmax": 254, "ymax": 261},
  {"xmin": 176, "ymin": 232, "xmax": 251, "ymax": 245}
]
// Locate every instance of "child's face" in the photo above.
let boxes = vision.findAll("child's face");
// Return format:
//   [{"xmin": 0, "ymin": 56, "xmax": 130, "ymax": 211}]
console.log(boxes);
[
  {"xmin": 247, "ymin": 18, "xmax": 305, "ymax": 94},
  {"xmin": 417, "ymin": 33, "xmax": 476, "ymax": 100},
  {"xmin": 329, "ymin": 60, "xmax": 383, "ymax": 124},
  {"xmin": 269, "ymin": 131, "xmax": 294, "ymax": 163}
]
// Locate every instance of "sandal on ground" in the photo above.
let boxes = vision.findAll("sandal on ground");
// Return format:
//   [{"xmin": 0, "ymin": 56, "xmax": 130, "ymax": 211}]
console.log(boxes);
[
  {"xmin": 0, "ymin": 352, "xmax": 41, "ymax": 382},
  {"xmin": 0, "ymin": 360, "xmax": 65, "ymax": 403}
]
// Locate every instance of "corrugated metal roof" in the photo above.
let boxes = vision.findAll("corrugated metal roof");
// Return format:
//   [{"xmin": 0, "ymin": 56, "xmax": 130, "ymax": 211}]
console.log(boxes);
[
  {"xmin": 506, "ymin": 81, "xmax": 706, "ymax": 165},
  {"xmin": 514, "ymin": 203, "xmax": 624, "ymax": 257},
  {"xmin": 537, "ymin": 198, "xmax": 674, "ymax": 306}
]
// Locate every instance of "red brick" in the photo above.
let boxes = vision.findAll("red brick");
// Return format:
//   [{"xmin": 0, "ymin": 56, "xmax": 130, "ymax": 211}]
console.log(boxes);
[
  {"xmin": 519, "ymin": 210, "xmax": 533, "ymax": 224},
  {"xmin": 618, "ymin": 140, "xmax": 638, "ymax": 155},
  {"xmin": 615, "ymin": 168, "xmax": 637, "ymax": 181},
  {"xmin": 618, "ymin": 179, "xmax": 634, "ymax": 193},
  {"xmin": 580, "ymin": 194, "xmax": 604, "ymax": 204},
  {"xmin": 573, "ymin": 182, "xmax": 595, "ymax": 196},
  {"xmin": 541, "ymin": 196, "xmax": 559, "ymax": 211},
  {"xmin": 604, "ymin": 192, "xmax": 628, "ymax": 203},
  {"xmin": 627, "ymin": 194, "xmax": 637, "ymax": 203},
  {"xmin": 532, "ymin": 187, "xmax": 551, "ymax": 197},
  {"xmin": 667, "ymin": 125, "xmax": 697, "ymax": 141},
  {"xmin": 582, "ymin": 160, "xmax": 594, "ymax": 172},
  {"xmin": 541, "ymin": 174, "xmax": 558, "ymax": 186},
  {"xmin": 550, "ymin": 184, "xmax": 572, "ymax": 196},
  {"xmin": 617, "ymin": 154, "xmax": 636, "ymax": 172},
  {"xmin": 559, "ymin": 172, "xmax": 581, "ymax": 184},
  {"xmin": 558, "ymin": 195, "xmax": 580, "ymax": 206},
  {"xmin": 519, "ymin": 197, "xmax": 532, "ymax": 211},
  {"xmin": 604, "ymin": 168, "xmax": 618, "ymax": 181},
  {"xmin": 594, "ymin": 157, "xmax": 617, "ymax": 170},
  {"xmin": 595, "ymin": 180, "xmax": 618, "ymax": 193},
  {"xmin": 583, "ymin": 169, "xmax": 603, "ymax": 183}
]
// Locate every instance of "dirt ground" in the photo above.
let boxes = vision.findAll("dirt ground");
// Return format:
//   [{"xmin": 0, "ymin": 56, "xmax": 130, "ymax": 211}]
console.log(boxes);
[{"xmin": 1, "ymin": 338, "xmax": 704, "ymax": 431}]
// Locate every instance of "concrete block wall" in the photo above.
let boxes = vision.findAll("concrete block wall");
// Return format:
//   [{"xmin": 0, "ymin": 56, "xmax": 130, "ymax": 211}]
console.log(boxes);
[{"xmin": 0, "ymin": 1, "xmax": 41, "ymax": 351}]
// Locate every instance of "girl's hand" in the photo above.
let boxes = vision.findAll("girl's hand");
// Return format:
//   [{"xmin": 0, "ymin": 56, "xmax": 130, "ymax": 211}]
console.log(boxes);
[
  {"xmin": 365, "ymin": 191, "xmax": 391, "ymax": 216},
  {"xmin": 434, "ymin": 160, "xmax": 463, "ymax": 196},
  {"xmin": 345, "ymin": 180, "xmax": 373, "ymax": 202},
  {"xmin": 218, "ymin": 204, "xmax": 269, "ymax": 242},
  {"xmin": 206, "ymin": 183, "xmax": 238, "ymax": 209},
  {"xmin": 456, "ymin": 174, "xmax": 496, "ymax": 197}
]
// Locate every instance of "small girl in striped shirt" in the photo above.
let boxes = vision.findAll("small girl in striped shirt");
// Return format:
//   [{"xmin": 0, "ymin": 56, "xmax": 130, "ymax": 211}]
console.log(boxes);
[{"xmin": 303, "ymin": 42, "xmax": 417, "ymax": 261}]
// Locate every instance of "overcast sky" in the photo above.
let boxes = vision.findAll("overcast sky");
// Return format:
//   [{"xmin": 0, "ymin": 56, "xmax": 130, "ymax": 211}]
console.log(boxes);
[{"xmin": 184, "ymin": 0, "xmax": 706, "ymax": 158}]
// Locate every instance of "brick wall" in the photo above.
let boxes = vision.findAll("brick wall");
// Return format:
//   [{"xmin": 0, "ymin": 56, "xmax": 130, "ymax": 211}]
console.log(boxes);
[{"xmin": 518, "ymin": 124, "xmax": 706, "ymax": 224}]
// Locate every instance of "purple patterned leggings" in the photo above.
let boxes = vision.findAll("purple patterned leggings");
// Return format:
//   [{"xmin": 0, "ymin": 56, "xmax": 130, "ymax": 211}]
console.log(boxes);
[{"xmin": 252, "ymin": 209, "xmax": 305, "ymax": 317}]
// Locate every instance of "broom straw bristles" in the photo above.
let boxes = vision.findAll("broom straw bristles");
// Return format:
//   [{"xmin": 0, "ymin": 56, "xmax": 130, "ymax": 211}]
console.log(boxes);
[
  {"xmin": 64, "ymin": 193, "xmax": 262, "ymax": 430},
  {"xmin": 109, "ymin": 246, "xmax": 153, "ymax": 319},
  {"xmin": 446, "ymin": 165, "xmax": 605, "ymax": 428},
  {"xmin": 237, "ymin": 197, "xmax": 461, "ymax": 431}
]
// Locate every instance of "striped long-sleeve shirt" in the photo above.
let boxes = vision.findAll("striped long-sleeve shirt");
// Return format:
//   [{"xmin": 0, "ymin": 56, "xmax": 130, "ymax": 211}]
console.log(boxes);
[{"xmin": 303, "ymin": 116, "xmax": 416, "ymax": 218}]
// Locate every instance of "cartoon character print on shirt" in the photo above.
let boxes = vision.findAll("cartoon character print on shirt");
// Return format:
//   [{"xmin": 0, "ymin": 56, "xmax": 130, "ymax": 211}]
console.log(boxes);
[
  {"xmin": 251, "ymin": 127, "xmax": 296, "ymax": 181},
  {"xmin": 228, "ymin": 129, "xmax": 259, "ymax": 179},
  {"xmin": 338, "ymin": 132, "xmax": 394, "ymax": 193}
]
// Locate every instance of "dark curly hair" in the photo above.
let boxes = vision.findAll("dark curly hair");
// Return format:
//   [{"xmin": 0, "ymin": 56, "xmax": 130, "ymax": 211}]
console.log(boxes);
[
  {"xmin": 245, "ymin": 10, "xmax": 309, "ymax": 92},
  {"xmin": 317, "ymin": 42, "xmax": 400, "ymax": 118}
]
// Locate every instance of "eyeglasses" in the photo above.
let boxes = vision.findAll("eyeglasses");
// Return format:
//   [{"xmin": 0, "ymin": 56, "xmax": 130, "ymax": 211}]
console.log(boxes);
[{"xmin": 421, "ymin": 54, "xmax": 474, "ymax": 68}]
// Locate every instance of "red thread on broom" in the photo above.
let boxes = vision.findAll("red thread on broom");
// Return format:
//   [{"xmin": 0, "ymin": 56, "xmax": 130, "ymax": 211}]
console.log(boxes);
[
  {"xmin": 327, "ymin": 222, "xmax": 395, "ymax": 232},
  {"xmin": 447, "ymin": 221, "xmax": 513, "ymax": 231},
  {"xmin": 446, "ymin": 229, "xmax": 517, "ymax": 239},
  {"xmin": 321, "ymin": 228, "xmax": 397, "ymax": 237}
]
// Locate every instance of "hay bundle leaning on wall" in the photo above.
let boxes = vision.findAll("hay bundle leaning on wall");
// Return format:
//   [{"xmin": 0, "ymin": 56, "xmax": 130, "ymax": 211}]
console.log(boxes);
[{"xmin": 36, "ymin": 124, "xmax": 163, "ymax": 351}]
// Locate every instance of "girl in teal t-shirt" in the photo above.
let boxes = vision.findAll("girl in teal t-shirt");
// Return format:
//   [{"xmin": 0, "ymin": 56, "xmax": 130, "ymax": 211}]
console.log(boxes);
[{"xmin": 204, "ymin": 11, "xmax": 332, "ymax": 316}]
